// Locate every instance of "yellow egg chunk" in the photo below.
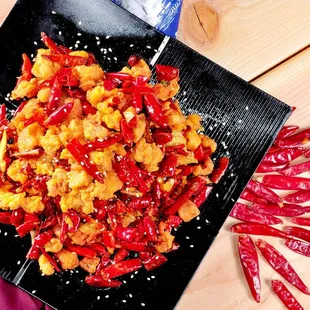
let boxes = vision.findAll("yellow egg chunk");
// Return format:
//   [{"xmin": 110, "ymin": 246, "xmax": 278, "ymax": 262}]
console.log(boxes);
[
  {"xmin": 17, "ymin": 122, "xmax": 45, "ymax": 152},
  {"xmin": 38, "ymin": 254, "xmax": 55, "ymax": 276},
  {"xmin": 32, "ymin": 49, "xmax": 61, "ymax": 79},
  {"xmin": 7, "ymin": 160, "xmax": 28, "ymax": 184}
]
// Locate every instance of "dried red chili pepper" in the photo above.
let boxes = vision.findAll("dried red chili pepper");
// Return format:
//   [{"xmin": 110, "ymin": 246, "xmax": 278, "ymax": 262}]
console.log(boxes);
[
  {"xmin": 33, "ymin": 230, "xmax": 54, "ymax": 247},
  {"xmin": 152, "ymin": 128, "xmax": 172, "ymax": 145},
  {"xmin": 291, "ymin": 217, "xmax": 310, "ymax": 226},
  {"xmin": 126, "ymin": 157, "xmax": 149, "ymax": 194},
  {"xmin": 66, "ymin": 88, "xmax": 86, "ymax": 100},
  {"xmin": 11, "ymin": 208, "xmax": 24, "ymax": 227},
  {"xmin": 102, "ymin": 231, "xmax": 115, "ymax": 250},
  {"xmin": 0, "ymin": 105, "xmax": 7, "ymax": 127},
  {"xmin": 12, "ymin": 149, "xmax": 44, "ymax": 160},
  {"xmin": 43, "ymin": 54, "xmax": 87, "ymax": 67},
  {"xmin": 285, "ymin": 239, "xmax": 310, "ymax": 257},
  {"xmin": 284, "ymin": 190, "xmax": 310, "ymax": 203},
  {"xmin": 120, "ymin": 119, "xmax": 134, "ymax": 145},
  {"xmin": 279, "ymin": 161, "xmax": 310, "ymax": 176},
  {"xmin": 142, "ymin": 253, "xmax": 168, "ymax": 271},
  {"xmin": 88, "ymin": 243, "xmax": 108, "ymax": 257},
  {"xmin": 192, "ymin": 185, "xmax": 213, "ymax": 207},
  {"xmin": 66, "ymin": 209, "xmax": 80, "ymax": 233},
  {"xmin": 47, "ymin": 76, "xmax": 62, "ymax": 112},
  {"xmin": 240, "ymin": 189, "xmax": 268, "ymax": 204},
  {"xmin": 106, "ymin": 72, "xmax": 133, "ymax": 81},
  {"xmin": 165, "ymin": 144, "xmax": 188, "ymax": 155},
  {"xmin": 113, "ymin": 157, "xmax": 138, "ymax": 187},
  {"xmin": 15, "ymin": 54, "xmax": 32, "ymax": 89},
  {"xmin": 259, "ymin": 175, "xmax": 310, "ymax": 190},
  {"xmin": 81, "ymin": 100, "xmax": 97, "ymax": 115},
  {"xmin": 230, "ymin": 223, "xmax": 294, "ymax": 240},
  {"xmin": 155, "ymin": 64, "xmax": 179, "ymax": 82},
  {"xmin": 83, "ymin": 134, "xmax": 123, "ymax": 152},
  {"xmin": 247, "ymin": 180, "xmax": 283, "ymax": 206},
  {"xmin": 256, "ymin": 239, "xmax": 310, "ymax": 295},
  {"xmin": 14, "ymin": 100, "xmax": 29, "ymax": 115},
  {"xmin": 272, "ymin": 280, "xmax": 304, "ymax": 310},
  {"xmin": 65, "ymin": 244, "xmax": 97, "ymax": 258},
  {"xmin": 0, "ymin": 212, "xmax": 12, "ymax": 225},
  {"xmin": 26, "ymin": 245, "xmax": 41, "ymax": 260},
  {"xmin": 44, "ymin": 101, "xmax": 74, "ymax": 125},
  {"xmin": 277, "ymin": 125, "xmax": 300, "ymax": 139},
  {"xmin": 285, "ymin": 128, "xmax": 310, "ymax": 143},
  {"xmin": 113, "ymin": 248, "xmax": 129, "ymax": 263},
  {"xmin": 40, "ymin": 215, "xmax": 57, "ymax": 230},
  {"xmin": 101, "ymin": 258, "xmax": 142, "ymax": 279},
  {"xmin": 128, "ymin": 55, "xmax": 141, "ymax": 67},
  {"xmin": 262, "ymin": 148, "xmax": 305, "ymax": 164},
  {"xmin": 57, "ymin": 68, "xmax": 80, "ymax": 87},
  {"xmin": 41, "ymin": 32, "xmax": 70, "ymax": 54},
  {"xmin": 86, "ymin": 53, "xmax": 97, "ymax": 65},
  {"xmin": 85, "ymin": 275, "xmax": 122, "ymax": 288},
  {"xmin": 274, "ymin": 138, "xmax": 307, "ymax": 149},
  {"xmin": 238, "ymin": 235, "xmax": 261, "ymax": 303},
  {"xmin": 160, "ymin": 154, "xmax": 177, "ymax": 177},
  {"xmin": 230, "ymin": 203, "xmax": 282, "ymax": 225},
  {"xmin": 255, "ymin": 162, "xmax": 288, "ymax": 173},
  {"xmin": 16, "ymin": 214, "xmax": 40, "ymax": 237},
  {"xmin": 39, "ymin": 246, "xmax": 61, "ymax": 272},
  {"xmin": 305, "ymin": 149, "xmax": 310, "ymax": 158},
  {"xmin": 143, "ymin": 94, "xmax": 168, "ymax": 128},
  {"xmin": 115, "ymin": 226, "xmax": 137, "ymax": 242},
  {"xmin": 285, "ymin": 226, "xmax": 310, "ymax": 243},
  {"xmin": 252, "ymin": 203, "xmax": 310, "ymax": 217},
  {"xmin": 210, "ymin": 157, "xmax": 229, "ymax": 183},
  {"xmin": 67, "ymin": 138, "xmax": 105, "ymax": 183},
  {"xmin": 143, "ymin": 216, "xmax": 157, "ymax": 242},
  {"xmin": 194, "ymin": 145, "xmax": 212, "ymax": 161},
  {"xmin": 118, "ymin": 241, "xmax": 153, "ymax": 252}
]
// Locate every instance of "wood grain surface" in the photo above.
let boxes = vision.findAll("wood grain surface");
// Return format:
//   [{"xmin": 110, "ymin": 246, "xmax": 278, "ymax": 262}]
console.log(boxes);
[{"xmin": 178, "ymin": 0, "xmax": 310, "ymax": 81}]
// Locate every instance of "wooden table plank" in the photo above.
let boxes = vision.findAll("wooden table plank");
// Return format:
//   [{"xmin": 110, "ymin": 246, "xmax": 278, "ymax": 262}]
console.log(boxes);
[
  {"xmin": 177, "ymin": 49, "xmax": 310, "ymax": 310},
  {"xmin": 178, "ymin": 0, "xmax": 310, "ymax": 81}
]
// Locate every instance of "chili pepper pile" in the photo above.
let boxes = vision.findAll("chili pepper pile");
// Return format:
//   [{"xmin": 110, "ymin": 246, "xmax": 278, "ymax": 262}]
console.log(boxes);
[
  {"xmin": 230, "ymin": 120, "xmax": 310, "ymax": 309},
  {"xmin": 0, "ymin": 34, "xmax": 229, "ymax": 287}
]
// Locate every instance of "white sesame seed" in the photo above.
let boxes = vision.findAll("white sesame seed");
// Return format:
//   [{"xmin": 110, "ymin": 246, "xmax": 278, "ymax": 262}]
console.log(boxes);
[
  {"xmin": 238, "ymin": 120, "xmax": 242, "ymax": 123},
  {"xmin": 97, "ymin": 41, "xmax": 101, "ymax": 45},
  {"xmin": 227, "ymin": 132, "xmax": 230, "ymax": 136},
  {"xmin": 32, "ymin": 290, "xmax": 36, "ymax": 294},
  {"xmin": 151, "ymin": 276, "xmax": 155, "ymax": 279},
  {"xmin": 129, "ymin": 294, "xmax": 132, "ymax": 298},
  {"xmin": 216, "ymin": 193, "xmax": 219, "ymax": 197},
  {"xmin": 231, "ymin": 198, "xmax": 235, "ymax": 202},
  {"xmin": 17, "ymin": 260, "xmax": 20, "ymax": 265},
  {"xmin": 105, "ymin": 295, "xmax": 109, "ymax": 298},
  {"xmin": 80, "ymin": 162, "xmax": 85, "ymax": 166},
  {"xmin": 106, "ymin": 35, "xmax": 110, "ymax": 39},
  {"xmin": 84, "ymin": 45, "xmax": 88, "ymax": 49},
  {"xmin": 114, "ymin": 57, "xmax": 117, "ymax": 61},
  {"xmin": 130, "ymin": 275, "xmax": 134, "ymax": 278},
  {"xmin": 206, "ymin": 219, "xmax": 210, "ymax": 223},
  {"xmin": 34, "ymin": 41, "xmax": 38, "ymax": 45},
  {"xmin": 245, "ymin": 106, "xmax": 249, "ymax": 110},
  {"xmin": 197, "ymin": 216, "xmax": 200, "ymax": 220},
  {"xmin": 51, "ymin": 11, "xmax": 56, "ymax": 14},
  {"xmin": 66, "ymin": 281, "xmax": 70, "ymax": 284},
  {"xmin": 123, "ymin": 280, "xmax": 127, "ymax": 284},
  {"xmin": 69, "ymin": 47, "xmax": 73, "ymax": 50},
  {"xmin": 88, "ymin": 144, "xmax": 93, "ymax": 148},
  {"xmin": 190, "ymin": 245, "xmax": 194, "ymax": 248},
  {"xmin": 209, "ymin": 127, "xmax": 213, "ymax": 130},
  {"xmin": 108, "ymin": 48, "xmax": 112, "ymax": 52},
  {"xmin": 130, "ymin": 44, "xmax": 134, "ymax": 47},
  {"xmin": 78, "ymin": 21, "xmax": 82, "ymax": 25},
  {"xmin": 4, "ymin": 232, "xmax": 7, "ymax": 236},
  {"xmin": 97, "ymin": 296, "xmax": 100, "ymax": 300},
  {"xmin": 75, "ymin": 44, "xmax": 79, "ymax": 48},
  {"xmin": 154, "ymin": 49, "xmax": 158, "ymax": 52},
  {"xmin": 96, "ymin": 36, "xmax": 100, "ymax": 40},
  {"xmin": 186, "ymin": 236, "xmax": 190, "ymax": 239},
  {"xmin": 197, "ymin": 226, "xmax": 201, "ymax": 229},
  {"xmin": 141, "ymin": 303, "xmax": 146, "ymax": 306},
  {"xmin": 59, "ymin": 31, "xmax": 62, "ymax": 35},
  {"xmin": 77, "ymin": 32, "xmax": 82, "ymax": 36},
  {"xmin": 122, "ymin": 300, "xmax": 126, "ymax": 303},
  {"xmin": 100, "ymin": 48, "xmax": 104, "ymax": 52},
  {"xmin": 222, "ymin": 122, "xmax": 226, "ymax": 126},
  {"xmin": 231, "ymin": 173, "xmax": 234, "ymax": 176},
  {"xmin": 147, "ymin": 277, "xmax": 151, "ymax": 281},
  {"xmin": 85, "ymin": 154, "xmax": 89, "ymax": 158},
  {"xmin": 146, "ymin": 45, "xmax": 151, "ymax": 49},
  {"xmin": 76, "ymin": 40, "xmax": 80, "ymax": 44},
  {"xmin": 30, "ymin": 54, "xmax": 34, "ymax": 58},
  {"xmin": 63, "ymin": 109, "xmax": 67, "ymax": 113},
  {"xmin": 135, "ymin": 271, "xmax": 138, "ymax": 274}
]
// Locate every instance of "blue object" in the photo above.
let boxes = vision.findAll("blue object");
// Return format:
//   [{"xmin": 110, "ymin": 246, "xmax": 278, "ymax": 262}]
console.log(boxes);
[{"xmin": 111, "ymin": 0, "xmax": 182, "ymax": 37}]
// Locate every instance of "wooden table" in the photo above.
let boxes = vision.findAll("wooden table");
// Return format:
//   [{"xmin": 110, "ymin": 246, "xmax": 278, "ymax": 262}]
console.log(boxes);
[{"xmin": 1, "ymin": 1, "xmax": 310, "ymax": 309}]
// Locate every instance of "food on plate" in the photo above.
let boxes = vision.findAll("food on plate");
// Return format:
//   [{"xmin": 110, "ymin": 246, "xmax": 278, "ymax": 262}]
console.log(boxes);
[{"xmin": 0, "ymin": 33, "xmax": 229, "ymax": 287}]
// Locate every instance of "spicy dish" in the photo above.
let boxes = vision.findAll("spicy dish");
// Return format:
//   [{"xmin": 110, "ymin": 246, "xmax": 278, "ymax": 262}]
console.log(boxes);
[{"xmin": 0, "ymin": 33, "xmax": 228, "ymax": 288}]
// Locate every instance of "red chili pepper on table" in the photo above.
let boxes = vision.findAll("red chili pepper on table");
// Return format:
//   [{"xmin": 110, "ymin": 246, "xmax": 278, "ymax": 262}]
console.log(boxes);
[
  {"xmin": 44, "ymin": 101, "xmax": 74, "ymax": 126},
  {"xmin": 255, "ymin": 162, "xmax": 288, "ymax": 173},
  {"xmin": 210, "ymin": 157, "xmax": 229, "ymax": 183},
  {"xmin": 230, "ymin": 223, "xmax": 294, "ymax": 240},
  {"xmin": 285, "ymin": 226, "xmax": 310, "ymax": 243},
  {"xmin": 240, "ymin": 189, "xmax": 268, "ymax": 204},
  {"xmin": 65, "ymin": 244, "xmax": 96, "ymax": 258},
  {"xmin": 246, "ymin": 180, "xmax": 283, "ymax": 206},
  {"xmin": 272, "ymin": 280, "xmax": 304, "ymax": 310},
  {"xmin": 101, "ymin": 258, "xmax": 142, "ymax": 279},
  {"xmin": 0, "ymin": 212, "xmax": 12, "ymax": 225},
  {"xmin": 143, "ymin": 94, "xmax": 168, "ymax": 128},
  {"xmin": 15, "ymin": 54, "xmax": 32, "ymax": 89},
  {"xmin": 118, "ymin": 241, "xmax": 154, "ymax": 252},
  {"xmin": 43, "ymin": 54, "xmax": 87, "ymax": 67},
  {"xmin": 284, "ymin": 190, "xmax": 310, "ymax": 203},
  {"xmin": 252, "ymin": 203, "xmax": 310, "ymax": 217},
  {"xmin": 238, "ymin": 235, "xmax": 261, "ymax": 303},
  {"xmin": 83, "ymin": 134, "xmax": 122, "ymax": 152},
  {"xmin": 262, "ymin": 148, "xmax": 305, "ymax": 164},
  {"xmin": 67, "ymin": 138, "xmax": 105, "ymax": 183},
  {"xmin": 285, "ymin": 239, "xmax": 310, "ymax": 257},
  {"xmin": 152, "ymin": 128, "xmax": 172, "ymax": 145},
  {"xmin": 279, "ymin": 161, "xmax": 310, "ymax": 176},
  {"xmin": 39, "ymin": 246, "xmax": 61, "ymax": 272},
  {"xmin": 258, "ymin": 175, "xmax": 310, "ymax": 190},
  {"xmin": 85, "ymin": 275, "xmax": 122, "ymax": 288},
  {"xmin": 230, "ymin": 203, "xmax": 282, "ymax": 225},
  {"xmin": 192, "ymin": 185, "xmax": 213, "ymax": 207},
  {"xmin": 155, "ymin": 64, "xmax": 179, "ymax": 82},
  {"xmin": 142, "ymin": 253, "xmax": 168, "ymax": 271},
  {"xmin": 256, "ymin": 239, "xmax": 310, "ymax": 295},
  {"xmin": 277, "ymin": 125, "xmax": 300, "ymax": 139},
  {"xmin": 284, "ymin": 128, "xmax": 310, "ymax": 143},
  {"xmin": 291, "ymin": 217, "xmax": 310, "ymax": 226},
  {"xmin": 41, "ymin": 32, "xmax": 70, "ymax": 54}
]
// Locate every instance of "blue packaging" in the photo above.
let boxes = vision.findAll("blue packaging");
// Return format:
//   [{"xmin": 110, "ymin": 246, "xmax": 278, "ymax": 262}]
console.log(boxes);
[{"xmin": 111, "ymin": 0, "xmax": 182, "ymax": 37}]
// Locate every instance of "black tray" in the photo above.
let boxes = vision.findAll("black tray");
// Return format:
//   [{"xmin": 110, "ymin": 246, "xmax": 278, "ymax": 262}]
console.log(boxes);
[{"xmin": 0, "ymin": 0, "xmax": 291, "ymax": 309}]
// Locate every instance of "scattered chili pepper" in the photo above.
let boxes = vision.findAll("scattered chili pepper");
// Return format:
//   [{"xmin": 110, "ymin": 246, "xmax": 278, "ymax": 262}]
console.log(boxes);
[
  {"xmin": 39, "ymin": 246, "xmax": 61, "ymax": 272},
  {"xmin": 285, "ymin": 226, "xmax": 310, "ymax": 243},
  {"xmin": 26, "ymin": 245, "xmax": 41, "ymax": 260},
  {"xmin": 118, "ymin": 241, "xmax": 154, "ymax": 252},
  {"xmin": 33, "ymin": 230, "xmax": 54, "ymax": 247},
  {"xmin": 115, "ymin": 226, "xmax": 137, "ymax": 242},
  {"xmin": 284, "ymin": 129, "xmax": 310, "ymax": 143},
  {"xmin": 14, "ymin": 100, "xmax": 29, "ymax": 115},
  {"xmin": 192, "ymin": 185, "xmax": 213, "ymax": 207},
  {"xmin": 41, "ymin": 32, "xmax": 70, "ymax": 54},
  {"xmin": 284, "ymin": 190, "xmax": 310, "ymax": 203},
  {"xmin": 291, "ymin": 217, "xmax": 310, "ymax": 226},
  {"xmin": 47, "ymin": 76, "xmax": 62, "ymax": 112},
  {"xmin": 285, "ymin": 239, "xmax": 310, "ymax": 257},
  {"xmin": 230, "ymin": 223, "xmax": 294, "ymax": 240},
  {"xmin": 255, "ymin": 162, "xmax": 288, "ymax": 173},
  {"xmin": 194, "ymin": 145, "xmax": 212, "ymax": 162},
  {"xmin": 131, "ymin": 92, "xmax": 143, "ymax": 113},
  {"xmin": 127, "ymin": 157, "xmax": 149, "ymax": 194},
  {"xmin": 258, "ymin": 175, "xmax": 310, "ymax": 190},
  {"xmin": 155, "ymin": 64, "xmax": 179, "ymax": 82},
  {"xmin": 101, "ymin": 258, "xmax": 142, "ymax": 279},
  {"xmin": 240, "ymin": 189, "xmax": 268, "ymax": 204},
  {"xmin": 15, "ymin": 54, "xmax": 32, "ymax": 89},
  {"xmin": 304, "ymin": 149, "xmax": 310, "ymax": 158},
  {"xmin": 66, "ymin": 88, "xmax": 85, "ymax": 99},
  {"xmin": 143, "ymin": 94, "xmax": 168, "ymax": 128},
  {"xmin": 11, "ymin": 208, "xmax": 24, "ymax": 227},
  {"xmin": 142, "ymin": 253, "xmax": 168, "ymax": 271},
  {"xmin": 40, "ymin": 215, "xmax": 57, "ymax": 230},
  {"xmin": 230, "ymin": 203, "xmax": 282, "ymax": 225},
  {"xmin": 113, "ymin": 248, "xmax": 129, "ymax": 263},
  {"xmin": 106, "ymin": 72, "xmax": 133, "ymax": 81},
  {"xmin": 160, "ymin": 154, "xmax": 177, "ymax": 177},
  {"xmin": 86, "ymin": 53, "xmax": 97, "ymax": 65},
  {"xmin": 120, "ymin": 119, "xmax": 134, "ymax": 145},
  {"xmin": 85, "ymin": 275, "xmax": 122, "ymax": 288},
  {"xmin": 81, "ymin": 99, "xmax": 97, "ymax": 115},
  {"xmin": 65, "ymin": 244, "xmax": 97, "ymax": 258},
  {"xmin": 238, "ymin": 235, "xmax": 261, "ymax": 303},
  {"xmin": 128, "ymin": 55, "xmax": 141, "ymax": 67},
  {"xmin": 252, "ymin": 203, "xmax": 310, "ymax": 217},
  {"xmin": 16, "ymin": 214, "xmax": 40, "ymax": 237},
  {"xmin": 165, "ymin": 144, "xmax": 188, "ymax": 155},
  {"xmin": 262, "ymin": 148, "xmax": 305, "ymax": 164},
  {"xmin": 274, "ymin": 138, "xmax": 307, "ymax": 149},
  {"xmin": 152, "ymin": 128, "xmax": 172, "ymax": 145},
  {"xmin": 247, "ymin": 180, "xmax": 283, "ymax": 206},
  {"xmin": 0, "ymin": 212, "xmax": 12, "ymax": 225},
  {"xmin": 279, "ymin": 161, "xmax": 310, "ymax": 176},
  {"xmin": 272, "ymin": 280, "xmax": 304, "ymax": 310},
  {"xmin": 143, "ymin": 216, "xmax": 157, "ymax": 242},
  {"xmin": 66, "ymin": 209, "xmax": 81, "ymax": 233},
  {"xmin": 44, "ymin": 101, "xmax": 74, "ymax": 125},
  {"xmin": 67, "ymin": 138, "xmax": 104, "ymax": 183},
  {"xmin": 277, "ymin": 125, "xmax": 300, "ymax": 139},
  {"xmin": 57, "ymin": 68, "xmax": 80, "ymax": 87},
  {"xmin": 102, "ymin": 231, "xmax": 116, "ymax": 250},
  {"xmin": 210, "ymin": 157, "xmax": 229, "ymax": 183},
  {"xmin": 256, "ymin": 239, "xmax": 310, "ymax": 295},
  {"xmin": 83, "ymin": 134, "xmax": 123, "ymax": 152},
  {"xmin": 43, "ymin": 54, "xmax": 87, "ymax": 67}
]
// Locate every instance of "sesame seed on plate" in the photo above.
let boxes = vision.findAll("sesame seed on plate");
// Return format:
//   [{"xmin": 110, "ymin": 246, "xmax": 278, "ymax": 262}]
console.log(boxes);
[
  {"xmin": 190, "ymin": 245, "xmax": 194, "ymax": 248},
  {"xmin": 245, "ymin": 106, "xmax": 249, "ymax": 110},
  {"xmin": 34, "ymin": 41, "xmax": 38, "ymax": 45},
  {"xmin": 4, "ymin": 232, "xmax": 7, "ymax": 236},
  {"xmin": 77, "ymin": 32, "xmax": 82, "ymax": 36},
  {"xmin": 130, "ymin": 44, "xmax": 134, "ymax": 47},
  {"xmin": 32, "ymin": 290, "xmax": 36, "ymax": 294},
  {"xmin": 197, "ymin": 226, "xmax": 201, "ymax": 229},
  {"xmin": 78, "ymin": 21, "xmax": 82, "ymax": 25},
  {"xmin": 51, "ymin": 11, "xmax": 56, "ymax": 14},
  {"xmin": 66, "ymin": 281, "xmax": 70, "ymax": 284},
  {"xmin": 97, "ymin": 296, "xmax": 100, "ymax": 300},
  {"xmin": 141, "ymin": 303, "xmax": 146, "ymax": 306},
  {"xmin": 186, "ymin": 236, "xmax": 190, "ymax": 239},
  {"xmin": 84, "ymin": 45, "xmax": 88, "ymax": 49},
  {"xmin": 105, "ymin": 295, "xmax": 109, "ymax": 298},
  {"xmin": 122, "ymin": 300, "xmax": 127, "ymax": 303},
  {"xmin": 59, "ymin": 31, "xmax": 62, "ymax": 35},
  {"xmin": 146, "ymin": 45, "xmax": 151, "ymax": 49},
  {"xmin": 106, "ymin": 35, "xmax": 110, "ymax": 39},
  {"xmin": 96, "ymin": 36, "xmax": 100, "ymax": 40},
  {"xmin": 129, "ymin": 294, "xmax": 132, "ymax": 298}
]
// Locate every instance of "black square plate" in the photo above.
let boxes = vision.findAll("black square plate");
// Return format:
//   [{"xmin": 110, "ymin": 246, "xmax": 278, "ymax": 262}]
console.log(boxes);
[{"xmin": 0, "ymin": 0, "xmax": 291, "ymax": 309}]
